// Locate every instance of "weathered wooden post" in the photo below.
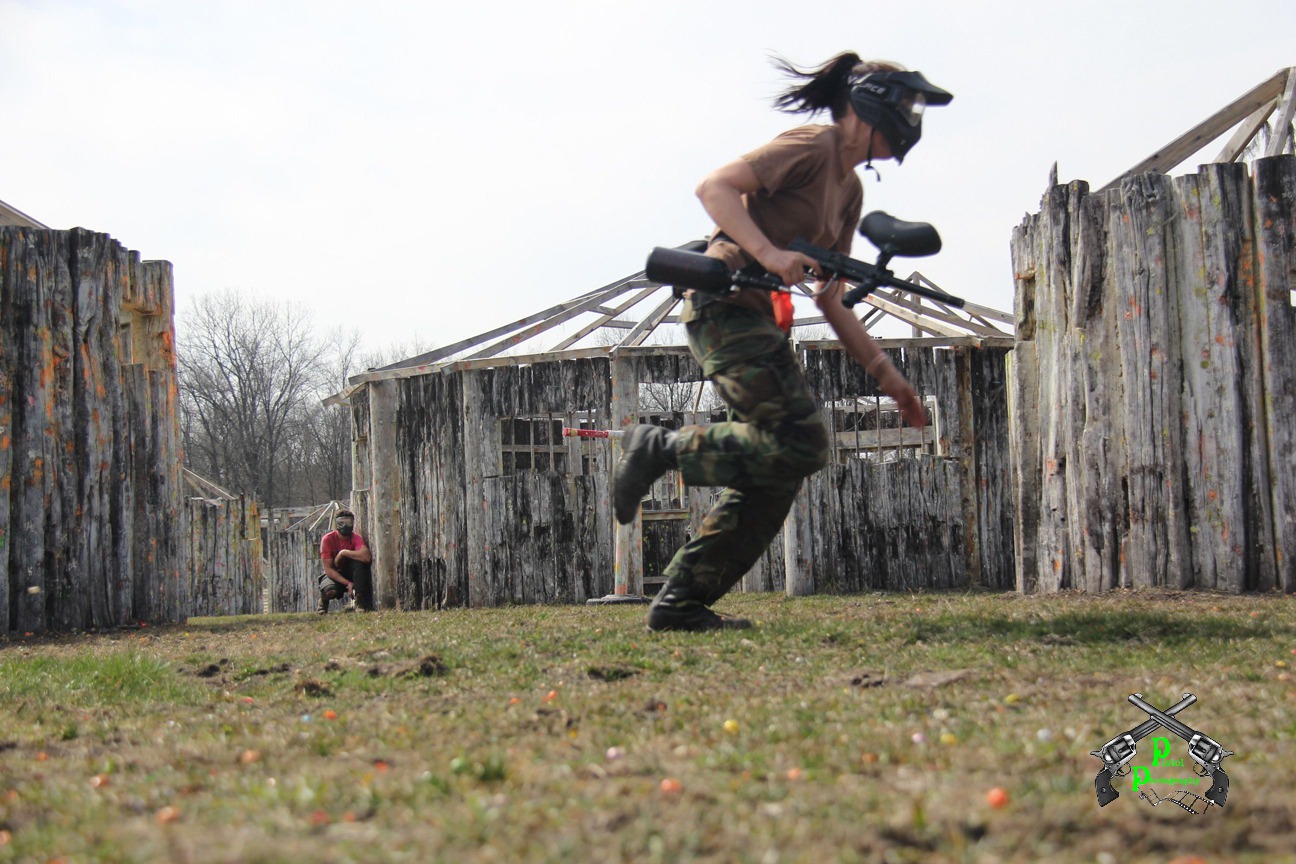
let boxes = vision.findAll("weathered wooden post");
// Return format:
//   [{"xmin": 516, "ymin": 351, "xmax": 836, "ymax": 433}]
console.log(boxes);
[
  {"xmin": 367, "ymin": 379, "xmax": 401, "ymax": 609},
  {"xmin": 1253, "ymin": 156, "xmax": 1296, "ymax": 589},
  {"xmin": 462, "ymin": 368, "xmax": 494, "ymax": 607},
  {"xmin": 587, "ymin": 353, "xmax": 648, "ymax": 604},
  {"xmin": 783, "ymin": 342, "xmax": 814, "ymax": 596}
]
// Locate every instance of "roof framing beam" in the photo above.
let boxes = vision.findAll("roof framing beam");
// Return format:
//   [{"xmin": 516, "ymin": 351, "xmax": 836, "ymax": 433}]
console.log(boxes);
[
  {"xmin": 550, "ymin": 281, "xmax": 665, "ymax": 351},
  {"xmin": 1098, "ymin": 67, "xmax": 1294, "ymax": 193}
]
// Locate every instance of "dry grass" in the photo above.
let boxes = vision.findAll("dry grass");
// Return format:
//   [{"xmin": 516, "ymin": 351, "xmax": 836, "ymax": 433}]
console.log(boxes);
[{"xmin": 1, "ymin": 589, "xmax": 1294, "ymax": 864}]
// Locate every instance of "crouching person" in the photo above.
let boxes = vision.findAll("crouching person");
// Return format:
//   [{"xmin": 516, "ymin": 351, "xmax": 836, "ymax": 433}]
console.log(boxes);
[{"xmin": 318, "ymin": 509, "xmax": 374, "ymax": 613}]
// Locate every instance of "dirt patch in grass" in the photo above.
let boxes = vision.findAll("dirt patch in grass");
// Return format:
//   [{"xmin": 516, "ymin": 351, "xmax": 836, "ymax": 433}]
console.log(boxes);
[{"xmin": 0, "ymin": 590, "xmax": 1293, "ymax": 862}]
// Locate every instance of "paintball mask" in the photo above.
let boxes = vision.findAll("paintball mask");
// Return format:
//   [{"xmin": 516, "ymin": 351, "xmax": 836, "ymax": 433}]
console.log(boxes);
[
  {"xmin": 335, "ymin": 515, "xmax": 354, "ymax": 536},
  {"xmin": 847, "ymin": 70, "xmax": 953, "ymax": 162}
]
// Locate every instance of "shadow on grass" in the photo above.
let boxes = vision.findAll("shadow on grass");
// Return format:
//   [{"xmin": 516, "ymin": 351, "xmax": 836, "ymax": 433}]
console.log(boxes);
[
  {"xmin": 184, "ymin": 612, "xmax": 319, "ymax": 634},
  {"xmin": 905, "ymin": 610, "xmax": 1286, "ymax": 645}
]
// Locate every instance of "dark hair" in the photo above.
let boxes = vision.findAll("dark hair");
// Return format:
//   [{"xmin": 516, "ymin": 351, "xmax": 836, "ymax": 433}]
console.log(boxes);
[
  {"xmin": 771, "ymin": 52, "xmax": 906, "ymax": 121},
  {"xmin": 336, "ymin": 509, "xmax": 354, "ymax": 520}
]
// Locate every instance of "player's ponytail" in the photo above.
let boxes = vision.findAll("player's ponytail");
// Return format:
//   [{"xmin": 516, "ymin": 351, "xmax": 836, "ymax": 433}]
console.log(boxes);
[{"xmin": 771, "ymin": 52, "xmax": 905, "ymax": 121}]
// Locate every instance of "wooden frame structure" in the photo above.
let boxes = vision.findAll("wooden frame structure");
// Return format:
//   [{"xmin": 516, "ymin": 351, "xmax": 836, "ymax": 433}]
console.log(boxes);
[
  {"xmin": 338, "ymin": 255, "xmax": 1013, "ymax": 394},
  {"xmin": 327, "ymin": 256, "xmax": 1016, "ymax": 610},
  {"xmin": 1099, "ymin": 67, "xmax": 1296, "ymax": 193}
]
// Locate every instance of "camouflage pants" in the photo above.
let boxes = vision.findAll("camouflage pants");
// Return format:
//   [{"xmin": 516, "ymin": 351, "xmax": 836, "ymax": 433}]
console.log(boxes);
[{"xmin": 665, "ymin": 301, "xmax": 828, "ymax": 604}]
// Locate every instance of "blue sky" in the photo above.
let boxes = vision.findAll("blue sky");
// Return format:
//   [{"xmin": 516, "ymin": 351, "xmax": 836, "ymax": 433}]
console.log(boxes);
[{"xmin": 3, "ymin": 0, "xmax": 1294, "ymax": 355}]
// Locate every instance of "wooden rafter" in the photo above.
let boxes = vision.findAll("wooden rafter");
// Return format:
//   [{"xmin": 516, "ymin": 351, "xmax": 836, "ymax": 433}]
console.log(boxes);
[
  {"xmin": 350, "ymin": 280, "xmax": 641, "ymax": 384},
  {"xmin": 875, "ymin": 286, "xmax": 1010, "ymax": 339},
  {"xmin": 464, "ymin": 280, "xmax": 649, "ymax": 361},
  {"xmin": 618, "ymin": 293, "xmax": 682, "ymax": 349},
  {"xmin": 1099, "ymin": 67, "xmax": 1295, "ymax": 193},
  {"xmin": 327, "ymin": 252, "xmax": 1014, "ymax": 400},
  {"xmin": 183, "ymin": 468, "xmax": 236, "ymax": 501},
  {"xmin": 0, "ymin": 198, "xmax": 47, "ymax": 229},
  {"xmin": 1265, "ymin": 70, "xmax": 1296, "ymax": 157},
  {"xmin": 550, "ymin": 282, "xmax": 662, "ymax": 351},
  {"xmin": 855, "ymin": 291, "xmax": 969, "ymax": 339},
  {"xmin": 1213, "ymin": 100, "xmax": 1278, "ymax": 163}
]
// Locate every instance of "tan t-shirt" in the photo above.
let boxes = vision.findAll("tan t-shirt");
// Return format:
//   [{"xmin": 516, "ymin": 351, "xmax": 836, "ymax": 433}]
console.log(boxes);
[{"xmin": 686, "ymin": 124, "xmax": 864, "ymax": 322}]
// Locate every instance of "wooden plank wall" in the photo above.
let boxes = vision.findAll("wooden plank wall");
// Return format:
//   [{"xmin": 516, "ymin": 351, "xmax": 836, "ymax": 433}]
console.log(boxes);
[
  {"xmin": 350, "ymin": 385, "xmax": 373, "ymax": 536},
  {"xmin": 394, "ymin": 372, "xmax": 466, "ymax": 610},
  {"xmin": 368, "ymin": 341, "xmax": 1013, "ymax": 607},
  {"xmin": 393, "ymin": 357, "xmax": 615, "ymax": 608},
  {"xmin": 185, "ymin": 495, "xmax": 263, "ymax": 617},
  {"xmin": 808, "ymin": 457, "xmax": 966, "ymax": 592},
  {"xmin": 803, "ymin": 343, "xmax": 1016, "ymax": 591},
  {"xmin": 1009, "ymin": 156, "xmax": 1296, "ymax": 593},
  {"xmin": 1, "ymin": 227, "xmax": 186, "ymax": 633},
  {"xmin": 265, "ymin": 510, "xmax": 330, "ymax": 613}
]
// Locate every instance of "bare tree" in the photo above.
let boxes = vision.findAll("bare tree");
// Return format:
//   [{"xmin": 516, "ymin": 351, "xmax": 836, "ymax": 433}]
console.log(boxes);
[
  {"xmin": 356, "ymin": 335, "xmax": 437, "ymax": 373},
  {"xmin": 305, "ymin": 329, "xmax": 364, "ymax": 503},
  {"xmin": 638, "ymin": 381, "xmax": 722, "ymax": 415},
  {"xmin": 178, "ymin": 291, "xmax": 332, "ymax": 508}
]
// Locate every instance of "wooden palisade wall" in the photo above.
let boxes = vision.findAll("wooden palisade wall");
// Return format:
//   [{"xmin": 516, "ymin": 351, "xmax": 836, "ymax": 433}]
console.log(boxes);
[
  {"xmin": 2, "ymin": 227, "xmax": 265, "ymax": 631},
  {"xmin": 185, "ymin": 493, "xmax": 263, "ymax": 617},
  {"xmin": 1009, "ymin": 156, "xmax": 1296, "ymax": 593},
  {"xmin": 359, "ymin": 339, "xmax": 1014, "ymax": 609},
  {"xmin": 1, "ymin": 227, "xmax": 190, "ymax": 632}
]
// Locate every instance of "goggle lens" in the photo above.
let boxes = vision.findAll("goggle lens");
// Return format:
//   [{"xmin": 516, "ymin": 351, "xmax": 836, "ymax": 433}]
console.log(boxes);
[{"xmin": 895, "ymin": 91, "xmax": 926, "ymax": 126}]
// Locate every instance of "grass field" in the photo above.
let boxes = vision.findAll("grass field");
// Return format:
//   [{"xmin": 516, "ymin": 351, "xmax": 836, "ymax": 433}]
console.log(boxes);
[{"xmin": 1, "ymin": 589, "xmax": 1293, "ymax": 864}]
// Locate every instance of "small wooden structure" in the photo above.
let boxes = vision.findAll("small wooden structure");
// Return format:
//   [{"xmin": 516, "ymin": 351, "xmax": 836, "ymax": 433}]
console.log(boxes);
[
  {"xmin": 1010, "ymin": 69, "xmax": 1296, "ymax": 593},
  {"xmin": 328, "ymin": 256, "xmax": 1016, "ymax": 609}
]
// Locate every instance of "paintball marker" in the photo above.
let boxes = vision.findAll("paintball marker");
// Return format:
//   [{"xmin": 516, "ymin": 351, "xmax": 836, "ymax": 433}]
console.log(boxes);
[
  {"xmin": 645, "ymin": 211, "xmax": 965, "ymax": 310},
  {"xmin": 1090, "ymin": 693, "xmax": 1195, "ymax": 807},
  {"xmin": 1128, "ymin": 693, "xmax": 1232, "ymax": 807}
]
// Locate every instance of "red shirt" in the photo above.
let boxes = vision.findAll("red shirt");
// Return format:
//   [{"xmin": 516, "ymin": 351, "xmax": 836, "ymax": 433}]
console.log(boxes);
[{"xmin": 321, "ymin": 529, "xmax": 367, "ymax": 562}]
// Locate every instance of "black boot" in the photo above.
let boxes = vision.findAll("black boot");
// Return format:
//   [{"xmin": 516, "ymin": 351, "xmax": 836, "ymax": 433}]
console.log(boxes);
[
  {"xmin": 613, "ymin": 425, "xmax": 679, "ymax": 524},
  {"xmin": 646, "ymin": 581, "xmax": 751, "ymax": 632},
  {"xmin": 317, "ymin": 593, "xmax": 329, "ymax": 615}
]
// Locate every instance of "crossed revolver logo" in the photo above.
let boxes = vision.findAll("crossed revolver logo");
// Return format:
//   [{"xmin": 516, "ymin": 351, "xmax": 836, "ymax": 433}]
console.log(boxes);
[{"xmin": 1090, "ymin": 693, "xmax": 1234, "ymax": 813}]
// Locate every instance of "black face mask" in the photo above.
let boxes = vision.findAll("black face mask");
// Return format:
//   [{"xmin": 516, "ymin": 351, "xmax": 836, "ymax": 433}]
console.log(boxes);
[
  {"xmin": 336, "ymin": 522, "xmax": 354, "ymax": 536},
  {"xmin": 847, "ymin": 70, "xmax": 953, "ymax": 163}
]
